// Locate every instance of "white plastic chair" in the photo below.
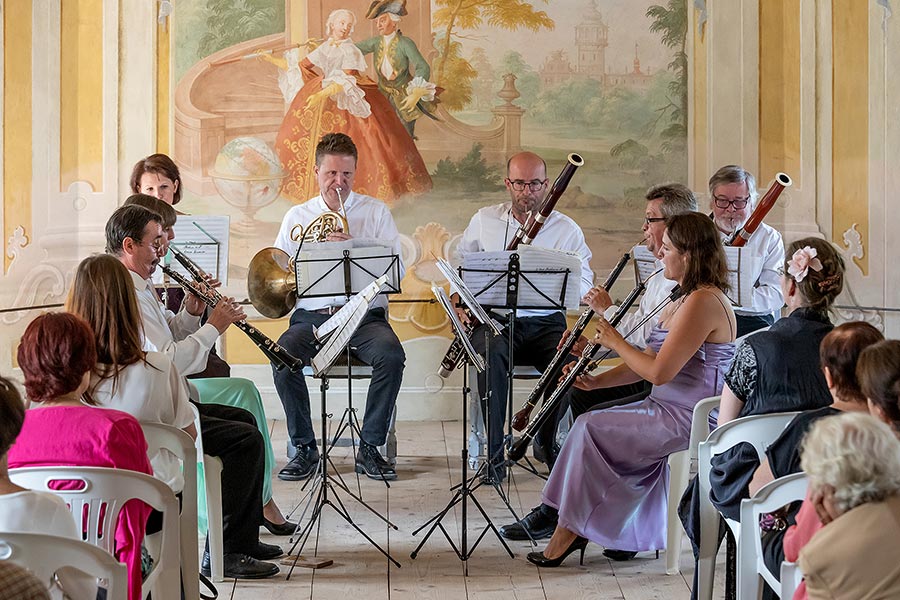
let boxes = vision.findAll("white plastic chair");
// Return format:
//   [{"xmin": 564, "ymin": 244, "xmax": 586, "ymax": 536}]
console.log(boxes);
[
  {"xmin": 141, "ymin": 422, "xmax": 200, "ymax": 600},
  {"xmin": 739, "ymin": 472, "xmax": 808, "ymax": 600},
  {"xmin": 696, "ymin": 411, "xmax": 799, "ymax": 600},
  {"xmin": 0, "ymin": 531, "xmax": 128, "ymax": 600},
  {"xmin": 9, "ymin": 466, "xmax": 180, "ymax": 600},
  {"xmin": 190, "ymin": 404, "xmax": 225, "ymax": 583},
  {"xmin": 666, "ymin": 395, "xmax": 722, "ymax": 575},
  {"xmin": 780, "ymin": 560, "xmax": 803, "ymax": 600}
]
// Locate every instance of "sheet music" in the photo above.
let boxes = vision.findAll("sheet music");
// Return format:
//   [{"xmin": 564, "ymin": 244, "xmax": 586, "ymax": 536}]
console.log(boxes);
[
  {"xmin": 153, "ymin": 215, "xmax": 230, "ymax": 285},
  {"xmin": 311, "ymin": 276, "xmax": 388, "ymax": 375},
  {"xmin": 435, "ymin": 258, "xmax": 502, "ymax": 335},
  {"xmin": 432, "ymin": 286, "xmax": 485, "ymax": 372},
  {"xmin": 724, "ymin": 247, "xmax": 761, "ymax": 309},
  {"xmin": 631, "ymin": 244, "xmax": 660, "ymax": 285},
  {"xmin": 294, "ymin": 240, "xmax": 400, "ymax": 298},
  {"xmin": 460, "ymin": 246, "xmax": 581, "ymax": 309}
]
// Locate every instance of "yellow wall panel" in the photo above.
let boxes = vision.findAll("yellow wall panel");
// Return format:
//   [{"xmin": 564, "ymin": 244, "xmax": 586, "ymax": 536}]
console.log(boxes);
[
  {"xmin": 759, "ymin": 0, "xmax": 801, "ymax": 186},
  {"xmin": 3, "ymin": 0, "xmax": 33, "ymax": 273},
  {"xmin": 60, "ymin": 0, "xmax": 103, "ymax": 192},
  {"xmin": 692, "ymin": 19, "xmax": 707, "ymax": 187},
  {"xmin": 156, "ymin": 21, "xmax": 170, "ymax": 154},
  {"xmin": 832, "ymin": 0, "xmax": 868, "ymax": 273}
]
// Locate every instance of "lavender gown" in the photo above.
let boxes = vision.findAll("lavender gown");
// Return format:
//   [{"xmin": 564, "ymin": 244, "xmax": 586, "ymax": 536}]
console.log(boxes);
[{"xmin": 542, "ymin": 326, "xmax": 735, "ymax": 552}]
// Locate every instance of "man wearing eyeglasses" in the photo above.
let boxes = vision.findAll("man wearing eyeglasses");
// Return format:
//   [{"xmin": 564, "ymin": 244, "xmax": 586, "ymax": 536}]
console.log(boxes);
[
  {"xmin": 708, "ymin": 165, "xmax": 785, "ymax": 336},
  {"xmin": 456, "ymin": 151, "xmax": 594, "ymax": 479}
]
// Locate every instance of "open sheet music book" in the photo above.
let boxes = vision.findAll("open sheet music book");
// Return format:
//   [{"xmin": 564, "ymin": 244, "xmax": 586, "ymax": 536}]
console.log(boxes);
[
  {"xmin": 435, "ymin": 258, "xmax": 502, "ymax": 335},
  {"xmin": 311, "ymin": 275, "xmax": 388, "ymax": 375},
  {"xmin": 460, "ymin": 246, "xmax": 582, "ymax": 310},
  {"xmin": 432, "ymin": 286, "xmax": 485, "ymax": 372},
  {"xmin": 631, "ymin": 245, "xmax": 660, "ymax": 286}
]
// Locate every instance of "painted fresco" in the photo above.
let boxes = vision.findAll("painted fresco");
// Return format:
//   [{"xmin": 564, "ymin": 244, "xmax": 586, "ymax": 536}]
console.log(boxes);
[{"xmin": 170, "ymin": 0, "xmax": 687, "ymax": 339}]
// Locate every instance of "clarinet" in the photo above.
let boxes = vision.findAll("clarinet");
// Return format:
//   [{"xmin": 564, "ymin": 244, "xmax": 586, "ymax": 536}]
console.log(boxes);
[
  {"xmin": 163, "ymin": 251, "xmax": 303, "ymax": 372},
  {"xmin": 437, "ymin": 153, "xmax": 585, "ymax": 378},
  {"xmin": 507, "ymin": 281, "xmax": 679, "ymax": 461},
  {"xmin": 510, "ymin": 250, "xmax": 632, "ymax": 432}
]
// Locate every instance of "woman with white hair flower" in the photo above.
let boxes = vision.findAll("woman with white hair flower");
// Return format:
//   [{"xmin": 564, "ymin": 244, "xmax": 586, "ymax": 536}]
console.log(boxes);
[{"xmin": 795, "ymin": 412, "xmax": 900, "ymax": 599}]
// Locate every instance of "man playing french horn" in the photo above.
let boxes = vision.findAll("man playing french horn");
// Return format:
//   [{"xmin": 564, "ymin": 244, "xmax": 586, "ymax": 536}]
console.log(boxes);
[{"xmin": 271, "ymin": 132, "xmax": 405, "ymax": 482}]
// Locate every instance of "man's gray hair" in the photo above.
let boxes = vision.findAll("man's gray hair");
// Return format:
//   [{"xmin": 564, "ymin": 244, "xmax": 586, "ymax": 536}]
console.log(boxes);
[
  {"xmin": 801, "ymin": 412, "xmax": 900, "ymax": 514},
  {"xmin": 646, "ymin": 183, "xmax": 698, "ymax": 218},
  {"xmin": 708, "ymin": 164, "xmax": 759, "ymax": 207}
]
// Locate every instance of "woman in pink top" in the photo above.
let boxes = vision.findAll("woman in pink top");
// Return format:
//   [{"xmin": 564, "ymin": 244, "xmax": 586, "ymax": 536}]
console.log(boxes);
[{"xmin": 8, "ymin": 313, "xmax": 153, "ymax": 600}]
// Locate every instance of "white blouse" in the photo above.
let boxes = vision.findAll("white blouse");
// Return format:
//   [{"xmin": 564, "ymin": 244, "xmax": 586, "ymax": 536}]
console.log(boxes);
[{"xmin": 306, "ymin": 38, "xmax": 371, "ymax": 118}]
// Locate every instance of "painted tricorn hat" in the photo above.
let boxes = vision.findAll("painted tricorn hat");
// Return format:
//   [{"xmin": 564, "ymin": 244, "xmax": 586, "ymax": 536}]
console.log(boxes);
[{"xmin": 364, "ymin": 0, "xmax": 408, "ymax": 19}]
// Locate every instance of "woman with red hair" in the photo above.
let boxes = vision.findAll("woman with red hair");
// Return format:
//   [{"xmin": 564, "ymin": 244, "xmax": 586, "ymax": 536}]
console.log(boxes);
[{"xmin": 8, "ymin": 312, "xmax": 153, "ymax": 600}]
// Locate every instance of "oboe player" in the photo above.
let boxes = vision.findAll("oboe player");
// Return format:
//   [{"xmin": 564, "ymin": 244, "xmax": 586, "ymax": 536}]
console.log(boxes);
[
  {"xmin": 707, "ymin": 165, "xmax": 785, "ymax": 336},
  {"xmin": 457, "ymin": 151, "xmax": 594, "ymax": 479}
]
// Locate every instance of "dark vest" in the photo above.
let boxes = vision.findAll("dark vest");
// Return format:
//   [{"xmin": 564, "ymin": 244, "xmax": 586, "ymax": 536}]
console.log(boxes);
[{"xmin": 740, "ymin": 307, "xmax": 833, "ymax": 416}]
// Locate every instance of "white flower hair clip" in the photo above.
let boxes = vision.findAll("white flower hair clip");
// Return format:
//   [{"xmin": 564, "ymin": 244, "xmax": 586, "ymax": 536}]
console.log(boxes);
[{"xmin": 787, "ymin": 246, "xmax": 823, "ymax": 282}]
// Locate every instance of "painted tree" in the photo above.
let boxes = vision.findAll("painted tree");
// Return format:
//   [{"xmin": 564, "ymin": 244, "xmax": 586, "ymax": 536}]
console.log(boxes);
[
  {"xmin": 432, "ymin": 0, "xmax": 554, "ymax": 86},
  {"xmin": 646, "ymin": 0, "xmax": 687, "ymax": 151},
  {"xmin": 198, "ymin": 0, "xmax": 284, "ymax": 58}
]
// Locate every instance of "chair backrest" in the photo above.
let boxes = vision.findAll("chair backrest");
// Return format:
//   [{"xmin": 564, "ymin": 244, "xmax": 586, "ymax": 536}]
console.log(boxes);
[
  {"xmin": 0, "ymin": 531, "xmax": 128, "ymax": 600},
  {"xmin": 9, "ymin": 466, "xmax": 180, "ymax": 600},
  {"xmin": 739, "ymin": 472, "xmax": 809, "ymax": 597},
  {"xmin": 140, "ymin": 422, "xmax": 201, "ymax": 600},
  {"xmin": 689, "ymin": 395, "xmax": 722, "ymax": 470}
]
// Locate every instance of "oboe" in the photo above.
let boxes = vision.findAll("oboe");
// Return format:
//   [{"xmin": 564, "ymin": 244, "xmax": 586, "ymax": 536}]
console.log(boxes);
[
  {"xmin": 165, "ymin": 249, "xmax": 303, "ymax": 372},
  {"xmin": 507, "ymin": 282, "xmax": 682, "ymax": 461},
  {"xmin": 510, "ymin": 250, "xmax": 632, "ymax": 432}
]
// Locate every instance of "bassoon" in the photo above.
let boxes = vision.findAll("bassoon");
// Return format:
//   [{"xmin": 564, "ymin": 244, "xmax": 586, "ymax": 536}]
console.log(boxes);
[
  {"xmin": 510, "ymin": 249, "xmax": 632, "ymax": 431},
  {"xmin": 437, "ymin": 153, "xmax": 585, "ymax": 378},
  {"xmin": 726, "ymin": 172, "xmax": 792, "ymax": 247}
]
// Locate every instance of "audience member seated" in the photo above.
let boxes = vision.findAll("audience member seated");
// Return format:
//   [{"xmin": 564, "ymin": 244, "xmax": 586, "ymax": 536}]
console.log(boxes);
[
  {"xmin": 743, "ymin": 322, "xmax": 882, "ymax": 598},
  {"xmin": 678, "ymin": 237, "xmax": 845, "ymax": 593},
  {"xmin": 525, "ymin": 213, "xmax": 736, "ymax": 567},
  {"xmin": 0, "ymin": 375, "xmax": 97, "ymax": 600},
  {"xmin": 795, "ymin": 412, "xmax": 900, "ymax": 600},
  {"xmin": 7, "ymin": 313, "xmax": 154, "ymax": 600}
]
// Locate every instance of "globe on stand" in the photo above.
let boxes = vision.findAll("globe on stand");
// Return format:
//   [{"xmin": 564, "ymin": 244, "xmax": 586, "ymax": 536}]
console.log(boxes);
[{"xmin": 209, "ymin": 137, "xmax": 285, "ymax": 233}]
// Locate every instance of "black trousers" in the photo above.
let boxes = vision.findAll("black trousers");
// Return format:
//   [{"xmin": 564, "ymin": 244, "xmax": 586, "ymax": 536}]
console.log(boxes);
[{"xmin": 192, "ymin": 401, "xmax": 265, "ymax": 554}]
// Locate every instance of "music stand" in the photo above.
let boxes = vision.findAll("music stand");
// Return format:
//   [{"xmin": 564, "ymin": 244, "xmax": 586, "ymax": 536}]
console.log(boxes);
[
  {"xmin": 283, "ymin": 251, "xmax": 402, "ymax": 576},
  {"xmin": 460, "ymin": 250, "xmax": 575, "ymax": 486},
  {"xmin": 410, "ymin": 286, "xmax": 514, "ymax": 571}
]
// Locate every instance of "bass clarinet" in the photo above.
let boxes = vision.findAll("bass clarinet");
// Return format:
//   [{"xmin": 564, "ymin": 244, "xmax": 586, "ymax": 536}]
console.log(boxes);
[
  {"xmin": 507, "ymin": 281, "xmax": 680, "ymax": 461},
  {"xmin": 164, "ymin": 248, "xmax": 303, "ymax": 372},
  {"xmin": 510, "ymin": 249, "xmax": 632, "ymax": 431},
  {"xmin": 438, "ymin": 153, "xmax": 585, "ymax": 378}
]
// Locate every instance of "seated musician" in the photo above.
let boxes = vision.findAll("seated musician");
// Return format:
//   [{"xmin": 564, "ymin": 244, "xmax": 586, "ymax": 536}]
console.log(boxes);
[
  {"xmin": 104, "ymin": 204, "xmax": 286, "ymax": 579},
  {"xmin": 271, "ymin": 132, "xmax": 405, "ymax": 481},
  {"xmin": 707, "ymin": 165, "xmax": 785, "ymax": 336},
  {"xmin": 456, "ymin": 151, "xmax": 594, "ymax": 480},
  {"xmin": 526, "ymin": 212, "xmax": 736, "ymax": 568},
  {"xmin": 501, "ymin": 183, "xmax": 696, "ymax": 544}
]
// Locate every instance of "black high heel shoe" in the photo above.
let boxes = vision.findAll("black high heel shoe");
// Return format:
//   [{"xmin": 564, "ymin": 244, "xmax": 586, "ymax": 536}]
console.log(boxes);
[
  {"xmin": 526, "ymin": 536, "xmax": 588, "ymax": 568},
  {"xmin": 261, "ymin": 517, "xmax": 298, "ymax": 536}
]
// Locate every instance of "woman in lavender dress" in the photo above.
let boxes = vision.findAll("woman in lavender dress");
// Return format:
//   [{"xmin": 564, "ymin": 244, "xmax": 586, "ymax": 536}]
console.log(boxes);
[{"xmin": 529, "ymin": 212, "xmax": 737, "ymax": 567}]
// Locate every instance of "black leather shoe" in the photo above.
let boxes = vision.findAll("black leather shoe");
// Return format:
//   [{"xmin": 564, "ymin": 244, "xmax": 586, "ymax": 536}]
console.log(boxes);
[
  {"xmin": 201, "ymin": 552, "xmax": 280, "ymax": 579},
  {"xmin": 355, "ymin": 442, "xmax": 397, "ymax": 480},
  {"xmin": 602, "ymin": 548, "xmax": 638, "ymax": 561},
  {"xmin": 251, "ymin": 541, "xmax": 284, "ymax": 560},
  {"xmin": 261, "ymin": 517, "xmax": 299, "ymax": 536},
  {"xmin": 499, "ymin": 504, "xmax": 559, "ymax": 541},
  {"xmin": 278, "ymin": 444, "xmax": 319, "ymax": 481}
]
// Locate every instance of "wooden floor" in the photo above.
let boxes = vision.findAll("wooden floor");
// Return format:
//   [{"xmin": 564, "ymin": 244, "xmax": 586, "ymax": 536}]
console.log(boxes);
[{"xmin": 225, "ymin": 419, "xmax": 726, "ymax": 600}]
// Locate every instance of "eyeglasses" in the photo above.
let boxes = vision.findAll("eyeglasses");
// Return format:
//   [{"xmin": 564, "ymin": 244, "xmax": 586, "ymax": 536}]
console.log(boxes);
[
  {"xmin": 644, "ymin": 217, "xmax": 666, "ymax": 226},
  {"xmin": 713, "ymin": 196, "xmax": 750, "ymax": 209},
  {"xmin": 135, "ymin": 237, "xmax": 165, "ymax": 251},
  {"xmin": 507, "ymin": 179, "xmax": 547, "ymax": 192}
]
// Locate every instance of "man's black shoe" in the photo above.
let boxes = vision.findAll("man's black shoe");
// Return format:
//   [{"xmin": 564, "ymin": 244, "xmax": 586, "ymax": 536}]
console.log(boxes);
[
  {"xmin": 355, "ymin": 442, "xmax": 397, "ymax": 480},
  {"xmin": 498, "ymin": 504, "xmax": 558, "ymax": 541},
  {"xmin": 602, "ymin": 548, "xmax": 638, "ymax": 561},
  {"xmin": 278, "ymin": 444, "xmax": 319, "ymax": 481},
  {"xmin": 251, "ymin": 541, "xmax": 284, "ymax": 560},
  {"xmin": 201, "ymin": 552, "xmax": 280, "ymax": 579}
]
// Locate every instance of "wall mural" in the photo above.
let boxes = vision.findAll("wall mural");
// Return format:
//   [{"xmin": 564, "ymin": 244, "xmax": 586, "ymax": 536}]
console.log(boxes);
[{"xmin": 170, "ymin": 0, "xmax": 687, "ymax": 342}]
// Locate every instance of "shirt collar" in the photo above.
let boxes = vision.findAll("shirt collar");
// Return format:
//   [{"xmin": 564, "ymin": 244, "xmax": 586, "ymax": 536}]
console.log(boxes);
[
  {"xmin": 383, "ymin": 31, "xmax": 397, "ymax": 43},
  {"xmin": 129, "ymin": 268, "xmax": 152, "ymax": 292}
]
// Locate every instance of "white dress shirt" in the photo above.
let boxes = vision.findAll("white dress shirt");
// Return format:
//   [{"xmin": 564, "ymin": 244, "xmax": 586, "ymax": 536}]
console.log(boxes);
[
  {"xmin": 457, "ymin": 202, "xmax": 594, "ymax": 318},
  {"xmin": 274, "ymin": 191, "xmax": 404, "ymax": 313},
  {"xmin": 605, "ymin": 265, "xmax": 677, "ymax": 350},
  {"xmin": 0, "ymin": 490, "xmax": 79, "ymax": 536},
  {"xmin": 723, "ymin": 221, "xmax": 785, "ymax": 317},
  {"xmin": 91, "ymin": 352, "xmax": 194, "ymax": 491},
  {"xmin": 130, "ymin": 270, "xmax": 219, "ymax": 377}
]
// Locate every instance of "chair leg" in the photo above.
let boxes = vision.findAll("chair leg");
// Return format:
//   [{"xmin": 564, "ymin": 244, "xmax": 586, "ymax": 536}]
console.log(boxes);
[
  {"xmin": 204, "ymin": 456, "xmax": 225, "ymax": 583},
  {"xmin": 666, "ymin": 451, "xmax": 689, "ymax": 575}
]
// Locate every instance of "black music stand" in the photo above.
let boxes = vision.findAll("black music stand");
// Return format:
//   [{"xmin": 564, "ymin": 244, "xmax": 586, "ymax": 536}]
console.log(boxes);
[
  {"xmin": 410, "ymin": 287, "xmax": 514, "ymax": 571},
  {"xmin": 461, "ymin": 252, "xmax": 573, "ymax": 487},
  {"xmin": 282, "ymin": 249, "xmax": 403, "ymax": 576}
]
